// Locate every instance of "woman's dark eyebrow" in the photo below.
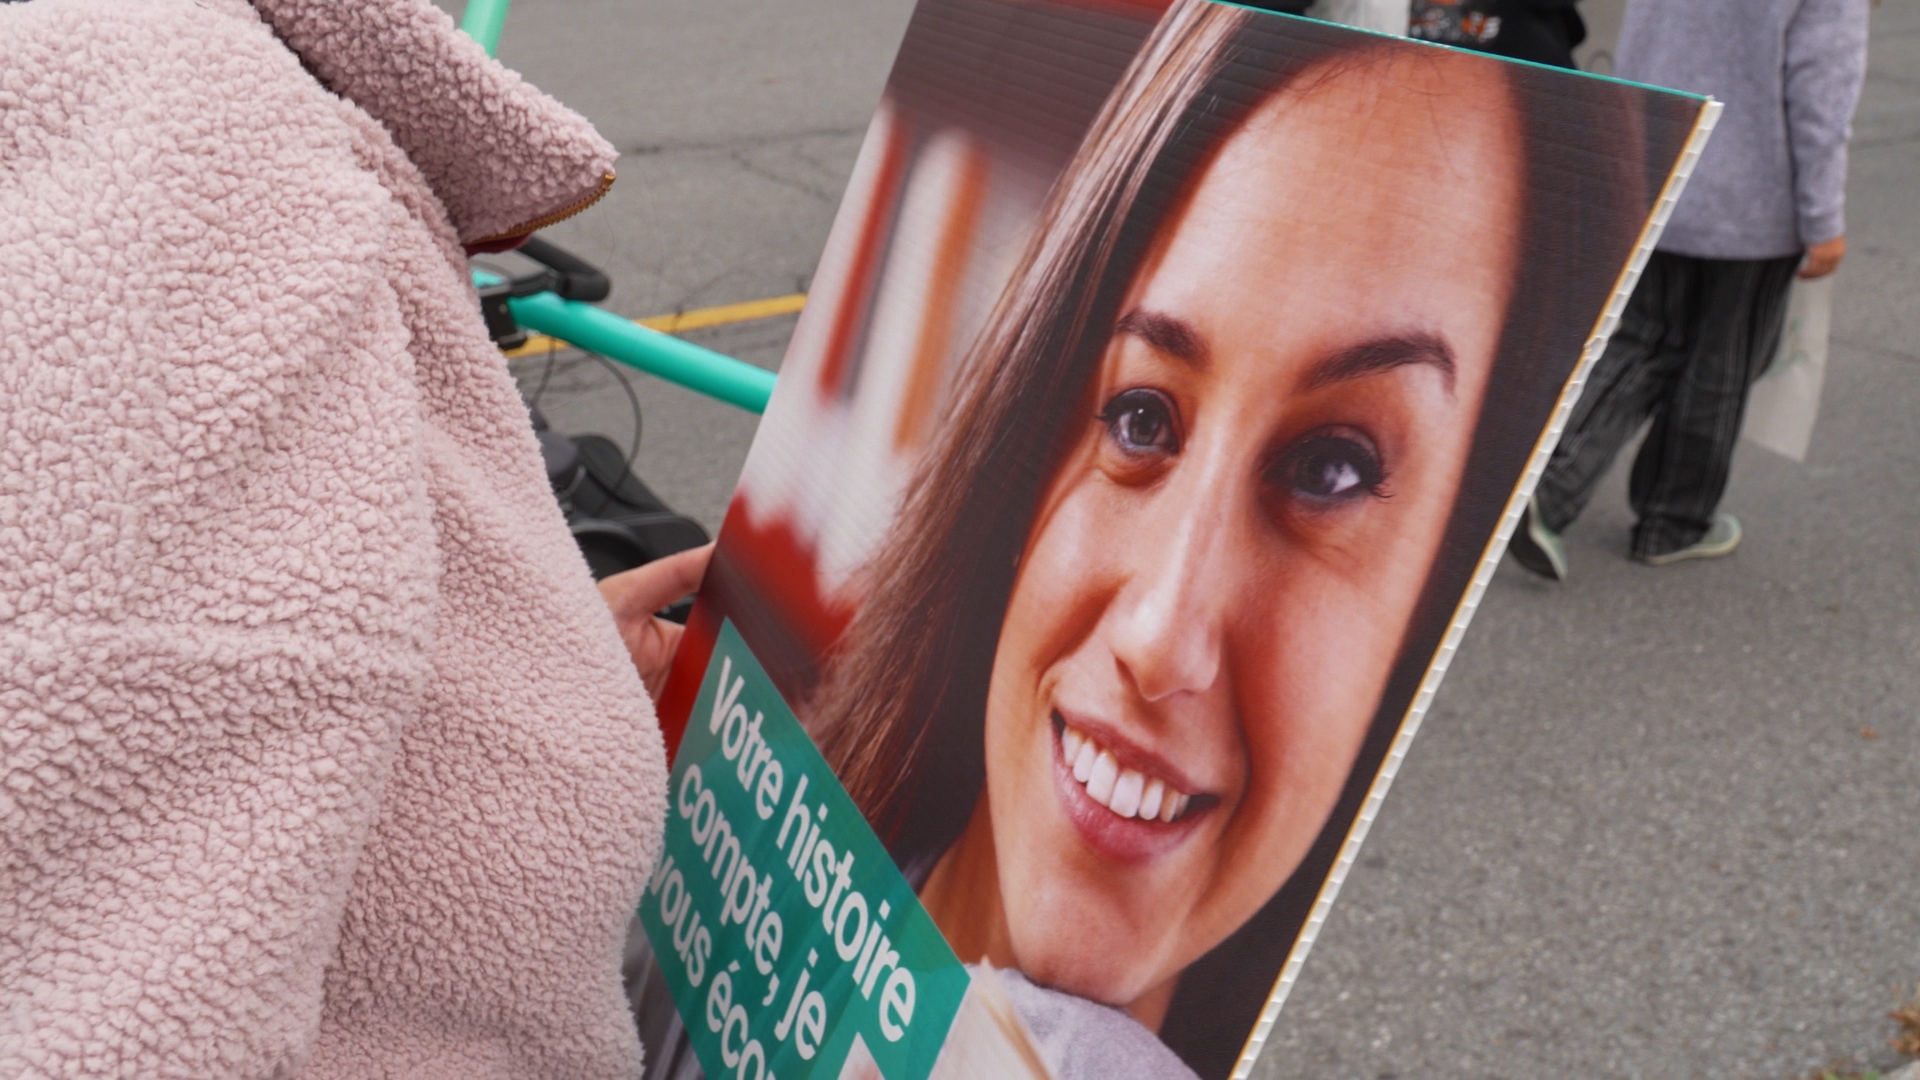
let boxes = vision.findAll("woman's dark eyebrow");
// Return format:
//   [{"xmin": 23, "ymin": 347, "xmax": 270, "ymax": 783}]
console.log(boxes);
[
  {"xmin": 1304, "ymin": 333, "xmax": 1457, "ymax": 396},
  {"xmin": 1115, "ymin": 309, "xmax": 1210, "ymax": 370}
]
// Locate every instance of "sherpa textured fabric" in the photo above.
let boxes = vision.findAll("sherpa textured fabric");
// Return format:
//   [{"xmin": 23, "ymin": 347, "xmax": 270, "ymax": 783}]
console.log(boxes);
[{"xmin": 0, "ymin": 0, "xmax": 665, "ymax": 1077}]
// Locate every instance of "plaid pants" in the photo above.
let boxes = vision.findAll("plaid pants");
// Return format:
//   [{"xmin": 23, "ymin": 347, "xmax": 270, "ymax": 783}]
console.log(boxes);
[{"xmin": 1534, "ymin": 249, "xmax": 1800, "ymax": 558}]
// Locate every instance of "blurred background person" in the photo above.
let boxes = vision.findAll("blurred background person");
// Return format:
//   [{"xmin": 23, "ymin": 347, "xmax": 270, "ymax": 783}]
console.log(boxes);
[
  {"xmin": 1410, "ymin": 0, "xmax": 1587, "ymax": 69},
  {"xmin": 1509, "ymin": 0, "xmax": 1869, "ymax": 579}
]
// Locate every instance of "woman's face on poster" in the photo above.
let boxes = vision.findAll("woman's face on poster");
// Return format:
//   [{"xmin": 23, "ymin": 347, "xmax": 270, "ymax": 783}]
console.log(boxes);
[{"xmin": 979, "ymin": 50, "xmax": 1524, "ymax": 1010}]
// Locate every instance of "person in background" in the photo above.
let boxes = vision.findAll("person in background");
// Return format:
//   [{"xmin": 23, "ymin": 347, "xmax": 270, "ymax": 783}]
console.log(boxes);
[
  {"xmin": 1507, "ymin": 0, "xmax": 1869, "ymax": 580},
  {"xmin": 1410, "ymin": 0, "xmax": 1586, "ymax": 69}
]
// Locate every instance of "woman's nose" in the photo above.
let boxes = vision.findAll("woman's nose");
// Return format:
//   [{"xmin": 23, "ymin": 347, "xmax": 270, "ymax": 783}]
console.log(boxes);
[{"xmin": 1105, "ymin": 495, "xmax": 1229, "ymax": 704}]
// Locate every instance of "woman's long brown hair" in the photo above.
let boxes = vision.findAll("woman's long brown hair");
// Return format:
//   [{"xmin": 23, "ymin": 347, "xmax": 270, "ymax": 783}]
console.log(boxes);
[{"xmin": 806, "ymin": 0, "xmax": 1274, "ymax": 862}]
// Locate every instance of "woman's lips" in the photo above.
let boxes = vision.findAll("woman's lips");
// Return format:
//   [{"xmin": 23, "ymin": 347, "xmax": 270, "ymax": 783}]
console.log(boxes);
[{"xmin": 1050, "ymin": 712, "xmax": 1210, "ymax": 864}]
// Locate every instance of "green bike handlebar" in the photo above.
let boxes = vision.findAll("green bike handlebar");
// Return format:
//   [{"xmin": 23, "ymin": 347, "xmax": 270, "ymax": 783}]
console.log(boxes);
[
  {"xmin": 507, "ymin": 290, "xmax": 777, "ymax": 414},
  {"xmin": 460, "ymin": 0, "xmax": 510, "ymax": 56}
]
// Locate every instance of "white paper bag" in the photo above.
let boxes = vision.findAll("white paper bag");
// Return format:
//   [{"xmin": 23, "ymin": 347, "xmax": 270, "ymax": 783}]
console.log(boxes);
[
  {"xmin": 1306, "ymin": 0, "xmax": 1410, "ymax": 35},
  {"xmin": 1741, "ymin": 275, "xmax": 1833, "ymax": 463}
]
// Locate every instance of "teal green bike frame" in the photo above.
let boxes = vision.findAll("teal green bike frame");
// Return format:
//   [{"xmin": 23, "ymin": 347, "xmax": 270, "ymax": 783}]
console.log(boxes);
[
  {"xmin": 461, "ymin": 0, "xmax": 777, "ymax": 414},
  {"xmin": 458, "ymin": 0, "xmax": 510, "ymax": 56},
  {"xmin": 473, "ymin": 272, "xmax": 777, "ymax": 414}
]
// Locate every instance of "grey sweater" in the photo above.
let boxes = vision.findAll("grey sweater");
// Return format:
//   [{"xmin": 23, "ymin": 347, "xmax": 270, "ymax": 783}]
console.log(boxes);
[
  {"xmin": 994, "ymin": 968, "xmax": 1200, "ymax": 1080},
  {"xmin": 1617, "ymin": 0, "xmax": 1869, "ymax": 260}
]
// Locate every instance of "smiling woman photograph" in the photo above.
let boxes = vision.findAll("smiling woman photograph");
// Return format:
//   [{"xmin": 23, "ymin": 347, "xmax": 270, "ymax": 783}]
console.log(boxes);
[
  {"xmin": 771, "ymin": 2, "xmax": 1704, "ymax": 1077},
  {"xmin": 629, "ymin": 0, "xmax": 1709, "ymax": 1077}
]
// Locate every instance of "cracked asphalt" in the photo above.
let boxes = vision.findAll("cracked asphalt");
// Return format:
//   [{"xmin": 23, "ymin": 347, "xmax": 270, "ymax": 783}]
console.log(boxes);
[{"xmin": 460, "ymin": 0, "xmax": 1920, "ymax": 1075}]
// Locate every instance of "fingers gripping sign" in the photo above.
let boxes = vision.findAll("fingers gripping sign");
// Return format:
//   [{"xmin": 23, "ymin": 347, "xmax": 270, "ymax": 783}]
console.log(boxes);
[{"xmin": 598, "ymin": 543, "xmax": 713, "ymax": 700}]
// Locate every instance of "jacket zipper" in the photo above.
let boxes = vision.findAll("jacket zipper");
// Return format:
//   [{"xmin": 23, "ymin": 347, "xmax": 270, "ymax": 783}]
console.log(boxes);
[{"xmin": 469, "ymin": 171, "xmax": 616, "ymax": 247}]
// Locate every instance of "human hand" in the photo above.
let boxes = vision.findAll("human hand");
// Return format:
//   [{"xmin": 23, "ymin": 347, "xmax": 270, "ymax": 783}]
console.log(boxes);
[
  {"xmin": 1798, "ymin": 235, "xmax": 1846, "ymax": 279},
  {"xmin": 598, "ymin": 544, "xmax": 712, "ymax": 701}
]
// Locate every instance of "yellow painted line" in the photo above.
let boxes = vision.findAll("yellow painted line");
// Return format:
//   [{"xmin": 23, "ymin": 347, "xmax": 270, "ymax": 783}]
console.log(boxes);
[
  {"xmin": 503, "ymin": 293, "xmax": 808, "ymax": 359},
  {"xmin": 639, "ymin": 293, "xmax": 808, "ymax": 333},
  {"xmin": 504, "ymin": 333, "xmax": 568, "ymax": 359}
]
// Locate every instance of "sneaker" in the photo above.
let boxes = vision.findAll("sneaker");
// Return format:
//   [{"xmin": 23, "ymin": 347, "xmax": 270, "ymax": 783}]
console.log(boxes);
[
  {"xmin": 1507, "ymin": 500, "xmax": 1567, "ymax": 581},
  {"xmin": 1639, "ymin": 512, "xmax": 1742, "ymax": 566}
]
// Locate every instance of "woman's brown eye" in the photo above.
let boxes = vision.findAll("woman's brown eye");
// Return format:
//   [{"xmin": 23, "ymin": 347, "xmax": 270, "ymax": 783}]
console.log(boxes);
[
  {"xmin": 1097, "ymin": 388, "xmax": 1180, "ymax": 456},
  {"xmin": 1274, "ymin": 431, "xmax": 1386, "ymax": 504}
]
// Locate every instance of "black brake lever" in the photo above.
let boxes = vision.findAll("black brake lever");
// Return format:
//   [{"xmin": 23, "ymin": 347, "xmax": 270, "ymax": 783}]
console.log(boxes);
[
  {"xmin": 477, "ymin": 236, "xmax": 612, "ymax": 348},
  {"xmin": 517, "ymin": 236, "xmax": 612, "ymax": 303},
  {"xmin": 477, "ymin": 268, "xmax": 562, "ymax": 349}
]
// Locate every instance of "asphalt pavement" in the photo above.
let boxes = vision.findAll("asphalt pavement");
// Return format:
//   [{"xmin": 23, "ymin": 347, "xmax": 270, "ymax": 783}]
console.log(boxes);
[{"xmin": 465, "ymin": 1, "xmax": 1920, "ymax": 1075}]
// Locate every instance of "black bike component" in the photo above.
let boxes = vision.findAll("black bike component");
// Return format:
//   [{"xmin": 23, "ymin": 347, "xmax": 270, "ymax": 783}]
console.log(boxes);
[
  {"xmin": 571, "ymin": 434, "xmax": 672, "ymax": 517},
  {"xmin": 476, "ymin": 236, "xmax": 609, "ymax": 348},
  {"xmin": 568, "ymin": 518, "xmax": 652, "ymax": 582},
  {"xmin": 533, "ymin": 427, "xmax": 580, "ymax": 486},
  {"xmin": 479, "ymin": 281, "xmax": 527, "ymax": 348},
  {"xmin": 479, "ymin": 267, "xmax": 565, "ymax": 348},
  {"xmin": 517, "ymin": 236, "xmax": 612, "ymax": 303},
  {"xmin": 567, "ymin": 514, "xmax": 706, "ymax": 622},
  {"xmin": 533, "ymin": 424, "xmax": 709, "ymax": 591}
]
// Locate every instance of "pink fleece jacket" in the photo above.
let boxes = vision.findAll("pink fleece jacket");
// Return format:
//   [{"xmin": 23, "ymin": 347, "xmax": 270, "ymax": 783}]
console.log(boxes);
[{"xmin": 0, "ymin": 0, "xmax": 667, "ymax": 1076}]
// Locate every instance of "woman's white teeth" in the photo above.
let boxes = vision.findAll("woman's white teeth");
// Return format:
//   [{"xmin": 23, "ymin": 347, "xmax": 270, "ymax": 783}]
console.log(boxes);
[
  {"xmin": 1059, "ymin": 724, "xmax": 1192, "ymax": 821},
  {"xmin": 1109, "ymin": 768, "xmax": 1143, "ymax": 818},
  {"xmin": 1065, "ymin": 728, "xmax": 1089, "ymax": 776},
  {"xmin": 1086, "ymin": 751, "xmax": 1118, "ymax": 804},
  {"xmin": 1139, "ymin": 778, "xmax": 1165, "ymax": 822}
]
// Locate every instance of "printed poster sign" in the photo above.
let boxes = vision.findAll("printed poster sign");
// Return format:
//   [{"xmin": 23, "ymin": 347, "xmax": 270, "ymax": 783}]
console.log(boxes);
[
  {"xmin": 640, "ymin": 619, "xmax": 969, "ymax": 1080},
  {"xmin": 635, "ymin": 2, "xmax": 1715, "ymax": 1077}
]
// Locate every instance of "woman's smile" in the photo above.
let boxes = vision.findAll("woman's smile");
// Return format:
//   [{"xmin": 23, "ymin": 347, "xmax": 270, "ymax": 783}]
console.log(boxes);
[{"xmin": 1050, "ymin": 709, "xmax": 1216, "ymax": 863}]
